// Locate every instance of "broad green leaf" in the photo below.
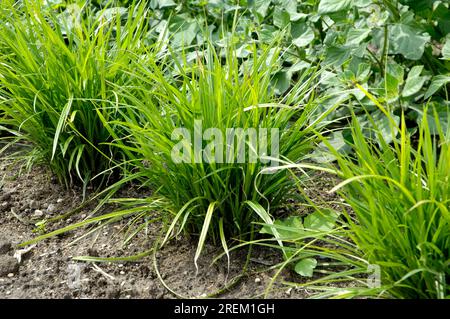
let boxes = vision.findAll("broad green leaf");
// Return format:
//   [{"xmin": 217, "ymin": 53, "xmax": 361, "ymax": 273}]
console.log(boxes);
[
  {"xmin": 345, "ymin": 28, "xmax": 371, "ymax": 46},
  {"xmin": 318, "ymin": 0, "xmax": 353, "ymax": 15},
  {"xmin": 355, "ymin": 62, "xmax": 371, "ymax": 81},
  {"xmin": 235, "ymin": 44, "xmax": 252, "ymax": 58},
  {"xmin": 289, "ymin": 61, "xmax": 310, "ymax": 73},
  {"xmin": 354, "ymin": 0, "xmax": 372, "ymax": 6},
  {"xmin": 313, "ymin": 131, "xmax": 352, "ymax": 163},
  {"xmin": 358, "ymin": 110, "xmax": 400, "ymax": 144},
  {"xmin": 411, "ymin": 104, "xmax": 449, "ymax": 135},
  {"xmin": 57, "ymin": 4, "xmax": 82, "ymax": 34},
  {"xmin": 158, "ymin": 0, "xmax": 176, "ymax": 8},
  {"xmin": 291, "ymin": 22, "xmax": 315, "ymax": 47},
  {"xmin": 304, "ymin": 210, "xmax": 339, "ymax": 232},
  {"xmin": 260, "ymin": 216, "xmax": 304, "ymax": 239},
  {"xmin": 324, "ymin": 46, "xmax": 352, "ymax": 67},
  {"xmin": 383, "ymin": 62, "xmax": 405, "ymax": 102},
  {"xmin": 273, "ymin": 7, "xmax": 290, "ymax": 29},
  {"xmin": 402, "ymin": 66, "xmax": 428, "ymax": 98},
  {"xmin": 442, "ymin": 38, "xmax": 450, "ymax": 60},
  {"xmin": 389, "ymin": 24, "xmax": 430, "ymax": 60},
  {"xmin": 278, "ymin": 0, "xmax": 306, "ymax": 21},
  {"xmin": 252, "ymin": 0, "xmax": 271, "ymax": 19},
  {"xmin": 387, "ymin": 62, "xmax": 405, "ymax": 86},
  {"xmin": 171, "ymin": 21, "xmax": 199, "ymax": 47},
  {"xmin": 278, "ymin": 0, "xmax": 297, "ymax": 17},
  {"xmin": 260, "ymin": 25, "xmax": 279, "ymax": 43},
  {"xmin": 43, "ymin": 0, "xmax": 65, "ymax": 8},
  {"xmin": 425, "ymin": 75, "xmax": 450, "ymax": 99},
  {"xmin": 272, "ymin": 71, "xmax": 292, "ymax": 95},
  {"xmin": 294, "ymin": 258, "xmax": 317, "ymax": 277},
  {"xmin": 95, "ymin": 7, "xmax": 127, "ymax": 21}
]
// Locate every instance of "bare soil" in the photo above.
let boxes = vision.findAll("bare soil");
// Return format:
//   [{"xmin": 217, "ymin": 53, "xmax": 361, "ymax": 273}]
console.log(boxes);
[{"xmin": 0, "ymin": 155, "xmax": 339, "ymax": 299}]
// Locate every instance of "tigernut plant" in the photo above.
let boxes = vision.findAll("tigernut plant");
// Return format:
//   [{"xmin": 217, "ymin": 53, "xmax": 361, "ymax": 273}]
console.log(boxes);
[{"xmin": 0, "ymin": 0, "xmax": 448, "ymax": 300}]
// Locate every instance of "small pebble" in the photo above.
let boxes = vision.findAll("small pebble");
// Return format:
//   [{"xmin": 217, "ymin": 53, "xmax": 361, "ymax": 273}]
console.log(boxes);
[
  {"xmin": 47, "ymin": 204, "xmax": 57, "ymax": 214},
  {"xmin": 0, "ymin": 241, "xmax": 12, "ymax": 255},
  {"xmin": 33, "ymin": 209, "xmax": 44, "ymax": 217},
  {"xmin": 0, "ymin": 255, "xmax": 19, "ymax": 276},
  {"xmin": 285, "ymin": 288, "xmax": 293, "ymax": 296},
  {"xmin": 29, "ymin": 200, "xmax": 39, "ymax": 210},
  {"xmin": 57, "ymin": 198, "xmax": 64, "ymax": 203},
  {"xmin": 254, "ymin": 277, "xmax": 261, "ymax": 284},
  {"xmin": 120, "ymin": 271, "xmax": 125, "ymax": 275},
  {"xmin": 7, "ymin": 273, "xmax": 14, "ymax": 278}
]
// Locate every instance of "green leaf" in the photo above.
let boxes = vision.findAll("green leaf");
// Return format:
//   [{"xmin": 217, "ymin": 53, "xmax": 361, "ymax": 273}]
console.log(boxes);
[
  {"xmin": 402, "ymin": 66, "xmax": 428, "ymax": 98},
  {"xmin": 245, "ymin": 201, "xmax": 284, "ymax": 249},
  {"xmin": 425, "ymin": 75, "xmax": 450, "ymax": 99},
  {"xmin": 272, "ymin": 71, "xmax": 292, "ymax": 95},
  {"xmin": 52, "ymin": 97, "xmax": 73, "ymax": 161},
  {"xmin": 442, "ymin": 38, "xmax": 450, "ymax": 60},
  {"xmin": 95, "ymin": 7, "xmax": 127, "ymax": 21},
  {"xmin": 273, "ymin": 7, "xmax": 290, "ymax": 29},
  {"xmin": 260, "ymin": 216, "xmax": 304, "ymax": 239},
  {"xmin": 171, "ymin": 21, "xmax": 199, "ymax": 47},
  {"xmin": 411, "ymin": 103, "xmax": 449, "ymax": 135},
  {"xmin": 194, "ymin": 202, "xmax": 217, "ymax": 272},
  {"xmin": 278, "ymin": 0, "xmax": 305, "ymax": 21},
  {"xmin": 278, "ymin": 0, "xmax": 297, "ymax": 17},
  {"xmin": 304, "ymin": 210, "xmax": 339, "ymax": 232},
  {"xmin": 294, "ymin": 258, "xmax": 317, "ymax": 277},
  {"xmin": 252, "ymin": 0, "xmax": 271, "ymax": 19},
  {"xmin": 260, "ymin": 25, "xmax": 279, "ymax": 43},
  {"xmin": 291, "ymin": 22, "xmax": 315, "ymax": 47},
  {"xmin": 358, "ymin": 110, "xmax": 400, "ymax": 144},
  {"xmin": 313, "ymin": 131, "xmax": 352, "ymax": 163},
  {"xmin": 324, "ymin": 46, "xmax": 352, "ymax": 67},
  {"xmin": 157, "ymin": 0, "xmax": 176, "ymax": 8},
  {"xmin": 389, "ymin": 24, "xmax": 430, "ymax": 60},
  {"xmin": 381, "ymin": 61, "xmax": 404, "ymax": 102},
  {"xmin": 345, "ymin": 28, "xmax": 371, "ymax": 46},
  {"xmin": 318, "ymin": 0, "xmax": 353, "ymax": 15}
]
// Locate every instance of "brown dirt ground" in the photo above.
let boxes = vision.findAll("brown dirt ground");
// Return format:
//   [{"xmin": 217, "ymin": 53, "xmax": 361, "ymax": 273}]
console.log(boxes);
[{"xmin": 0, "ymin": 153, "xmax": 343, "ymax": 299}]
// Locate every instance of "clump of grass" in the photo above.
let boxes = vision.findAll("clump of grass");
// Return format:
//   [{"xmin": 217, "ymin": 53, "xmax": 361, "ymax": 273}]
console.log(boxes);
[
  {"xmin": 275, "ymin": 97, "xmax": 450, "ymax": 298},
  {"xmin": 0, "ymin": 1, "xmax": 149, "ymax": 189},
  {"xmin": 105, "ymin": 37, "xmax": 338, "ymax": 267},
  {"xmin": 329, "ymin": 105, "xmax": 449, "ymax": 298},
  {"xmin": 257, "ymin": 102, "xmax": 449, "ymax": 298}
]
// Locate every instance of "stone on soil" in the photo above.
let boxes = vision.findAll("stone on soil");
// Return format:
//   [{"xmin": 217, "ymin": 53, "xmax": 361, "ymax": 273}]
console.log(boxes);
[
  {"xmin": 0, "ymin": 256, "xmax": 19, "ymax": 276},
  {"xmin": 0, "ymin": 240, "xmax": 12, "ymax": 255}
]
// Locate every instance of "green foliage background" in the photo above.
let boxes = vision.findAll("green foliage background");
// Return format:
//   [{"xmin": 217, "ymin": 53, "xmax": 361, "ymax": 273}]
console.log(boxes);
[{"xmin": 36, "ymin": 0, "xmax": 450, "ymax": 155}]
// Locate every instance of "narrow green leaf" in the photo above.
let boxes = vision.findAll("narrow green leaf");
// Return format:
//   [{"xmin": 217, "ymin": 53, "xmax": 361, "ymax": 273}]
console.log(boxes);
[
  {"xmin": 52, "ymin": 97, "xmax": 73, "ymax": 161},
  {"xmin": 194, "ymin": 202, "xmax": 217, "ymax": 273}
]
